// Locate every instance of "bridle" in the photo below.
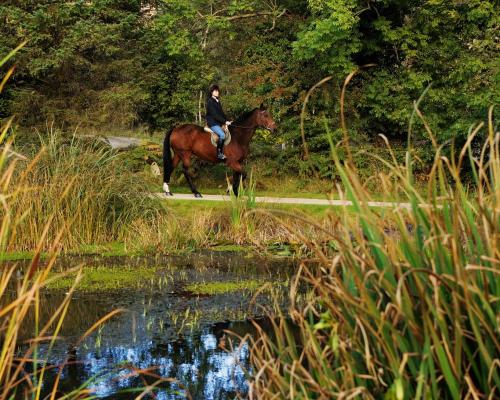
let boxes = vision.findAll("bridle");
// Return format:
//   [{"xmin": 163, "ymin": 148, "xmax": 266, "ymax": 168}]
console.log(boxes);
[{"xmin": 227, "ymin": 110, "xmax": 275, "ymax": 131}]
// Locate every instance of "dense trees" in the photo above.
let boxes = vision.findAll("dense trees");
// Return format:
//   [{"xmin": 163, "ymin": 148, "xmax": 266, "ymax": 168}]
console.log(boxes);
[
  {"xmin": 1, "ymin": 1, "xmax": 148, "ymax": 126},
  {"xmin": 1, "ymin": 0, "xmax": 498, "ymax": 170}
]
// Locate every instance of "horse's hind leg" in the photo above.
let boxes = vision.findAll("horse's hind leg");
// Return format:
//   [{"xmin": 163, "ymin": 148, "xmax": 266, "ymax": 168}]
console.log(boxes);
[
  {"xmin": 181, "ymin": 154, "xmax": 202, "ymax": 198},
  {"xmin": 163, "ymin": 153, "xmax": 180, "ymax": 195}
]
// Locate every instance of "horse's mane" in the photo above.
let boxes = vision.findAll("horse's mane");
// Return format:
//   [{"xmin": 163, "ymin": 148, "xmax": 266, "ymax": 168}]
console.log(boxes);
[{"xmin": 234, "ymin": 108, "xmax": 258, "ymax": 124}]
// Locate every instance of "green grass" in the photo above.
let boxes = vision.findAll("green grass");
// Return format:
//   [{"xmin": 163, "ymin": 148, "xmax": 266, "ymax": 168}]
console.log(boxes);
[
  {"xmin": 0, "ymin": 251, "xmax": 49, "ymax": 261},
  {"xmin": 185, "ymin": 279, "xmax": 272, "ymax": 295},
  {"xmin": 46, "ymin": 265, "xmax": 160, "ymax": 291},
  {"xmin": 163, "ymin": 197, "xmax": 340, "ymax": 216},
  {"xmin": 46, "ymin": 268, "xmax": 283, "ymax": 294},
  {"xmin": 165, "ymin": 185, "xmax": 420, "ymax": 202},
  {"xmin": 208, "ymin": 244, "xmax": 249, "ymax": 252}
]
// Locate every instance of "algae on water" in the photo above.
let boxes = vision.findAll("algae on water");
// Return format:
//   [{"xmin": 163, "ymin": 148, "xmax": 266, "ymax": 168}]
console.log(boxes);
[
  {"xmin": 185, "ymin": 280, "xmax": 280, "ymax": 295},
  {"xmin": 46, "ymin": 266, "xmax": 159, "ymax": 291}
]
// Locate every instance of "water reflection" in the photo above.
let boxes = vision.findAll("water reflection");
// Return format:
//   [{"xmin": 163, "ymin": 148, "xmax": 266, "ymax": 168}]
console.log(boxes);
[
  {"xmin": 54, "ymin": 322, "xmax": 252, "ymax": 399},
  {"xmin": 21, "ymin": 253, "xmax": 292, "ymax": 399}
]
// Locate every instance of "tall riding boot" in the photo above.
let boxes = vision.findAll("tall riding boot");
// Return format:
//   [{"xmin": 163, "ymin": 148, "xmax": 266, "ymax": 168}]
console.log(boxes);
[{"xmin": 216, "ymin": 137, "xmax": 226, "ymax": 160}]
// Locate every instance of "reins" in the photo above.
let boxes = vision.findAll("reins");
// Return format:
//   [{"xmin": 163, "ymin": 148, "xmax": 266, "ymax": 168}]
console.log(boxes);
[
  {"xmin": 229, "ymin": 123, "xmax": 254, "ymax": 129},
  {"xmin": 230, "ymin": 123, "xmax": 273, "ymax": 131}
]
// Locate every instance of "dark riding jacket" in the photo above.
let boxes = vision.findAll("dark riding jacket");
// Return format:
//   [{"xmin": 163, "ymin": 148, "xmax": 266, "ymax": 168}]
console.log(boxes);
[{"xmin": 206, "ymin": 96, "xmax": 227, "ymax": 127}]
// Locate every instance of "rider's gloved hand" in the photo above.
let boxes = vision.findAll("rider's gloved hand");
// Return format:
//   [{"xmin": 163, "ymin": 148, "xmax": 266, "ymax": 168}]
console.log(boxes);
[{"xmin": 226, "ymin": 121, "xmax": 232, "ymax": 126}]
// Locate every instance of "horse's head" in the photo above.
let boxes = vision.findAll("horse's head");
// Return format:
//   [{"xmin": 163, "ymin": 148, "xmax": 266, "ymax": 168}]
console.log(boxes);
[{"xmin": 256, "ymin": 103, "xmax": 277, "ymax": 132}]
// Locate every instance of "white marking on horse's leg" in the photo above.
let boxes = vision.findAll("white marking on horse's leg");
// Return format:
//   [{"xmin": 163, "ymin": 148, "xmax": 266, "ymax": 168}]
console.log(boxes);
[{"xmin": 163, "ymin": 182, "xmax": 172, "ymax": 195}]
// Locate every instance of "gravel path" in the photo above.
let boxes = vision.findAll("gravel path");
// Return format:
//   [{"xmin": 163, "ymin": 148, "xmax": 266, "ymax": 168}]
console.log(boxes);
[
  {"xmin": 103, "ymin": 136, "xmax": 143, "ymax": 149},
  {"xmin": 155, "ymin": 193, "xmax": 412, "ymax": 209}
]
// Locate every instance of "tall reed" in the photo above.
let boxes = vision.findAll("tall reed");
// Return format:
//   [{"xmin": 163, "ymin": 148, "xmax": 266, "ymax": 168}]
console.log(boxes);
[
  {"xmin": 6, "ymin": 130, "xmax": 164, "ymax": 251},
  {"xmin": 1, "ymin": 48, "xmax": 159, "ymax": 399},
  {"xmin": 247, "ymin": 108, "xmax": 499, "ymax": 399},
  {"xmin": 1, "ymin": 52, "xmax": 96, "ymax": 396}
]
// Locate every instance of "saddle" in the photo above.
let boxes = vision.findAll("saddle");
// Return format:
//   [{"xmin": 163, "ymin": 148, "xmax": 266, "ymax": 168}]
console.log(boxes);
[{"xmin": 204, "ymin": 125, "xmax": 231, "ymax": 147}]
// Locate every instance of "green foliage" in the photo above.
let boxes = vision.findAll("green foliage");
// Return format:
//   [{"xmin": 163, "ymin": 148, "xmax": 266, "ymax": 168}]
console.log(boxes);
[
  {"xmin": 369, "ymin": 0, "xmax": 497, "ymax": 140},
  {"xmin": 295, "ymin": 0, "xmax": 499, "ymax": 142},
  {"xmin": 1, "ymin": 0, "xmax": 498, "ymax": 169},
  {"xmin": 293, "ymin": 0, "xmax": 361, "ymax": 74},
  {"xmin": 1, "ymin": 0, "xmax": 148, "ymax": 126}
]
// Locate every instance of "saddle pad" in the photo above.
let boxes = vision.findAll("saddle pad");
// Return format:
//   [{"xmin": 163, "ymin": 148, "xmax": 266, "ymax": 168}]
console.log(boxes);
[{"xmin": 204, "ymin": 126, "xmax": 231, "ymax": 147}]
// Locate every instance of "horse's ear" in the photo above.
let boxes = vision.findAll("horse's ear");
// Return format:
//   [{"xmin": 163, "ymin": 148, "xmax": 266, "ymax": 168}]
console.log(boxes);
[{"xmin": 259, "ymin": 103, "xmax": 266, "ymax": 110}]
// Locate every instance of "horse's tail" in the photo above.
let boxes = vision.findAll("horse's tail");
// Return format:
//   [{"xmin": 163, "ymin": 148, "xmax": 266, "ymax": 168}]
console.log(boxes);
[{"xmin": 163, "ymin": 127, "xmax": 174, "ymax": 184}]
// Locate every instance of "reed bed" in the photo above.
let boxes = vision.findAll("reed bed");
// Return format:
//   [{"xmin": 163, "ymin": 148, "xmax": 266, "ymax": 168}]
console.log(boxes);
[
  {"xmin": 0, "ymin": 129, "xmax": 113, "ymax": 398},
  {"xmin": 0, "ymin": 126, "xmax": 188, "ymax": 400},
  {"xmin": 246, "ymin": 109, "xmax": 499, "ymax": 399},
  {"xmin": 4, "ymin": 130, "xmax": 165, "ymax": 251},
  {"xmin": 127, "ymin": 202, "xmax": 335, "ymax": 253},
  {"xmin": 5, "ymin": 131, "xmax": 341, "ymax": 254},
  {"xmin": 1, "ymin": 52, "xmax": 174, "ymax": 397}
]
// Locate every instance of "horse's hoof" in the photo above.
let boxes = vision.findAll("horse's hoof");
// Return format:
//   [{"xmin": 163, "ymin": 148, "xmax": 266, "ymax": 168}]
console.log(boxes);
[
  {"xmin": 165, "ymin": 191, "xmax": 173, "ymax": 196},
  {"xmin": 194, "ymin": 192, "xmax": 203, "ymax": 198}
]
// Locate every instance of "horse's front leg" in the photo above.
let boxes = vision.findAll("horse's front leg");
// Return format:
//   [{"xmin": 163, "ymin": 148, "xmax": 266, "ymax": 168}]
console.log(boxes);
[{"xmin": 181, "ymin": 155, "xmax": 202, "ymax": 198}]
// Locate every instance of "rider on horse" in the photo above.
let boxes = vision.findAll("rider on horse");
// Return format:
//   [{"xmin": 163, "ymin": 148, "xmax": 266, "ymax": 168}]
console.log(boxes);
[
  {"xmin": 163, "ymin": 100, "xmax": 276, "ymax": 198},
  {"xmin": 206, "ymin": 84, "xmax": 232, "ymax": 160}
]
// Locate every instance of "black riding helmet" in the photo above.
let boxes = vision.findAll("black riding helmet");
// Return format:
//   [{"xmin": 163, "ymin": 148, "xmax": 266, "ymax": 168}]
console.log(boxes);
[{"xmin": 209, "ymin": 84, "xmax": 220, "ymax": 96}]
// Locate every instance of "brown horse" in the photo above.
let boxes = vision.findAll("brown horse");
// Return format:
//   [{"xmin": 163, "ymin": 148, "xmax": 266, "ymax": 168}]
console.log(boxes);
[{"xmin": 163, "ymin": 104, "xmax": 277, "ymax": 197}]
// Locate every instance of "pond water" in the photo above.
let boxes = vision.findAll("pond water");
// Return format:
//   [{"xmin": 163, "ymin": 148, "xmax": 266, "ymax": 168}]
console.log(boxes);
[{"xmin": 17, "ymin": 252, "xmax": 294, "ymax": 399}]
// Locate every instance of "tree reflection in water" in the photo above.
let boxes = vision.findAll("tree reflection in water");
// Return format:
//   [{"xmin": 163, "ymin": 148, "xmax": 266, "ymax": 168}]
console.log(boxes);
[
  {"xmin": 73, "ymin": 324, "xmax": 250, "ymax": 399},
  {"xmin": 35, "ymin": 303, "xmax": 261, "ymax": 398},
  {"xmin": 17, "ymin": 253, "xmax": 292, "ymax": 399},
  {"xmin": 36, "ymin": 296, "xmax": 261, "ymax": 399}
]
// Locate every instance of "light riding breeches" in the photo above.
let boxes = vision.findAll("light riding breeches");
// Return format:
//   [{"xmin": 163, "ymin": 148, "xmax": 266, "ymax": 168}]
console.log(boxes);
[{"xmin": 210, "ymin": 125, "xmax": 225, "ymax": 140}]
